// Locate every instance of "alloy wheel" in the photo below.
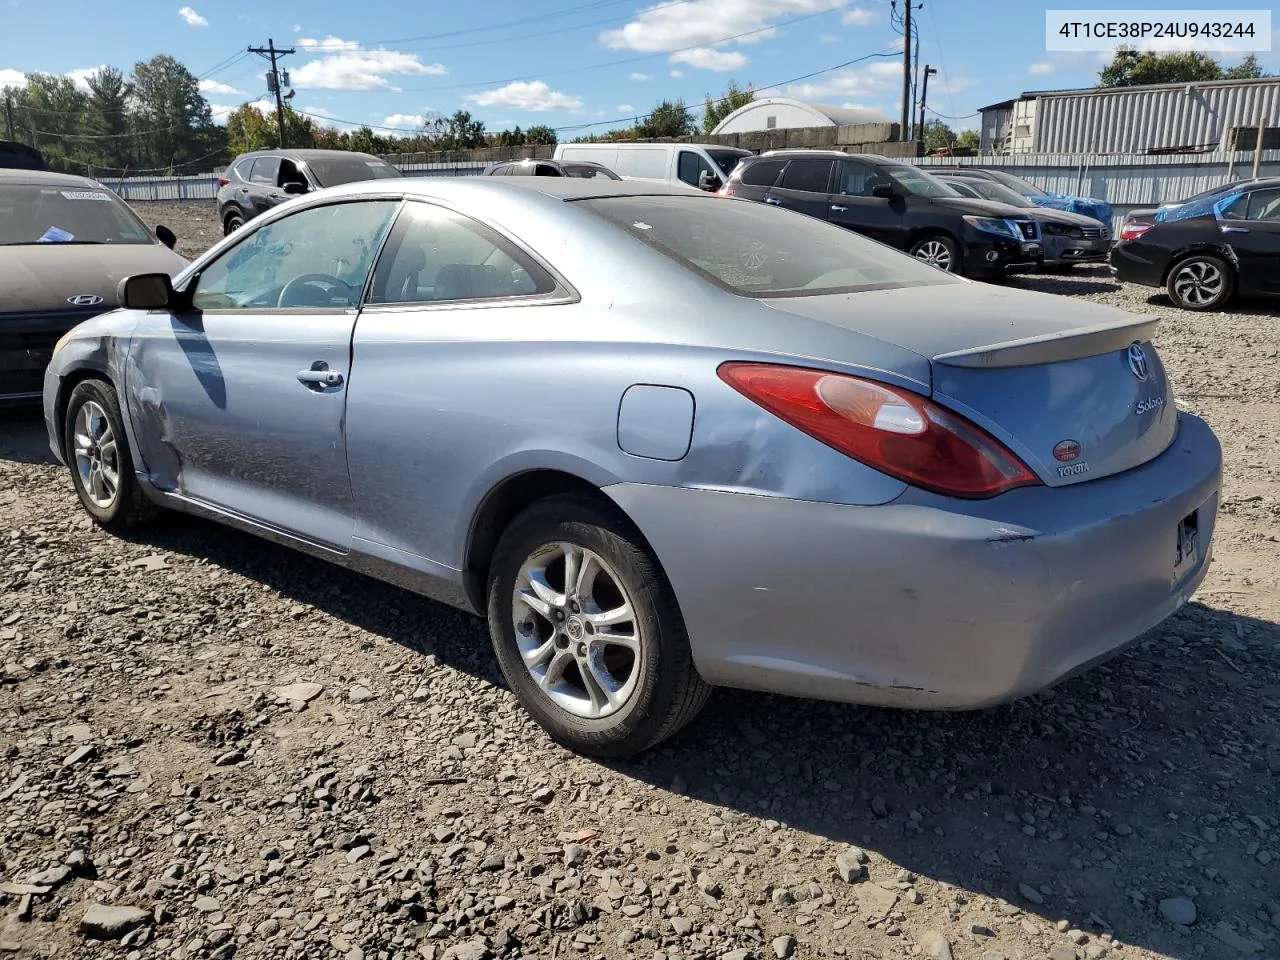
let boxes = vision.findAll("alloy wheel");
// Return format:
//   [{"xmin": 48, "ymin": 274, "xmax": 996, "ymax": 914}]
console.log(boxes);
[
  {"xmin": 511, "ymin": 542, "xmax": 641, "ymax": 719},
  {"xmin": 1172, "ymin": 260, "xmax": 1224, "ymax": 307},
  {"xmin": 72, "ymin": 400, "xmax": 120, "ymax": 509},
  {"xmin": 914, "ymin": 240, "xmax": 953, "ymax": 271}
]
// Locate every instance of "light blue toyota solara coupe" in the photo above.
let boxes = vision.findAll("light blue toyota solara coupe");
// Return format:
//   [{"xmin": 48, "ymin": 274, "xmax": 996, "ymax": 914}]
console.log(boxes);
[{"xmin": 43, "ymin": 177, "xmax": 1221, "ymax": 757}]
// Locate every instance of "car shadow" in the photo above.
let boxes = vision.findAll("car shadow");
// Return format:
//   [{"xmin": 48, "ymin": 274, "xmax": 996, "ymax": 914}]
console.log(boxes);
[
  {"xmin": 0, "ymin": 407, "xmax": 57, "ymax": 465},
  {"xmin": 83, "ymin": 511, "xmax": 1280, "ymax": 960},
  {"xmin": 1007, "ymin": 274, "xmax": 1122, "ymax": 296}
]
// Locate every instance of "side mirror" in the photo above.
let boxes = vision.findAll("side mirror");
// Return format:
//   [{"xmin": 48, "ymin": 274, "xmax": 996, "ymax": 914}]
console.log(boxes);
[
  {"xmin": 282, "ymin": 181, "xmax": 308, "ymax": 195},
  {"xmin": 118, "ymin": 273, "xmax": 174, "ymax": 311},
  {"xmin": 155, "ymin": 224, "xmax": 177, "ymax": 250},
  {"xmin": 871, "ymin": 183, "xmax": 896, "ymax": 199},
  {"xmin": 697, "ymin": 170, "xmax": 720, "ymax": 191}
]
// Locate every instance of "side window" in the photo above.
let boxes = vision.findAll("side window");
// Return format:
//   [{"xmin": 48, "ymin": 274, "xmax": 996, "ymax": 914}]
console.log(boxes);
[
  {"xmin": 1246, "ymin": 187, "xmax": 1280, "ymax": 222},
  {"xmin": 233, "ymin": 159, "xmax": 254, "ymax": 182},
  {"xmin": 535, "ymin": 164, "xmax": 560, "ymax": 177},
  {"xmin": 1217, "ymin": 192, "xmax": 1249, "ymax": 220},
  {"xmin": 249, "ymin": 156, "xmax": 280, "ymax": 185},
  {"xmin": 278, "ymin": 158, "xmax": 306, "ymax": 189},
  {"xmin": 740, "ymin": 159, "xmax": 785, "ymax": 187},
  {"xmin": 368, "ymin": 202, "xmax": 556, "ymax": 305},
  {"xmin": 779, "ymin": 159, "xmax": 834, "ymax": 194},
  {"xmin": 836, "ymin": 160, "xmax": 889, "ymax": 197},
  {"xmin": 677, "ymin": 150, "xmax": 715, "ymax": 187},
  {"xmin": 191, "ymin": 200, "xmax": 400, "ymax": 311}
]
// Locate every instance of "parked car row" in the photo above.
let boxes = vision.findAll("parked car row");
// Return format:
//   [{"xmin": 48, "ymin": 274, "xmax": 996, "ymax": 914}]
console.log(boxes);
[{"xmin": 27, "ymin": 169, "xmax": 1222, "ymax": 758}]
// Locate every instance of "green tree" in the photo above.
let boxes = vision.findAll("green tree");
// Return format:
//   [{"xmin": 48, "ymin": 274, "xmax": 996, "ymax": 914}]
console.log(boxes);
[
  {"xmin": 702, "ymin": 80, "xmax": 754, "ymax": 134},
  {"xmin": 1224, "ymin": 54, "xmax": 1268, "ymax": 80},
  {"xmin": 225, "ymin": 103, "xmax": 276, "ymax": 154},
  {"xmin": 1099, "ymin": 47, "xmax": 1223, "ymax": 87},
  {"xmin": 11, "ymin": 73, "xmax": 88, "ymax": 170},
  {"xmin": 524, "ymin": 124, "xmax": 558, "ymax": 145},
  {"xmin": 956, "ymin": 128, "xmax": 979, "ymax": 150},
  {"xmin": 129, "ymin": 54, "xmax": 219, "ymax": 170},
  {"xmin": 82, "ymin": 67, "xmax": 132, "ymax": 172},
  {"xmin": 638, "ymin": 99, "xmax": 694, "ymax": 139},
  {"xmin": 922, "ymin": 119, "xmax": 957, "ymax": 151}
]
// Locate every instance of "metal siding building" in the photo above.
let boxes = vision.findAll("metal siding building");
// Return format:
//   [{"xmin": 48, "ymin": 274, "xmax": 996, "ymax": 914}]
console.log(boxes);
[{"xmin": 979, "ymin": 77, "xmax": 1280, "ymax": 155}]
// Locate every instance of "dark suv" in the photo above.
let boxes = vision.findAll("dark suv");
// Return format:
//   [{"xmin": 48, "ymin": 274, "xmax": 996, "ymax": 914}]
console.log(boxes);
[
  {"xmin": 216, "ymin": 149, "xmax": 402, "ymax": 235},
  {"xmin": 720, "ymin": 150, "xmax": 1042, "ymax": 279}
]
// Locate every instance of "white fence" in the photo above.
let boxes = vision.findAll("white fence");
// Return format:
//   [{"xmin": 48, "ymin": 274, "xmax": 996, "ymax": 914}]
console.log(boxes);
[{"xmin": 103, "ymin": 149, "xmax": 1280, "ymax": 230}]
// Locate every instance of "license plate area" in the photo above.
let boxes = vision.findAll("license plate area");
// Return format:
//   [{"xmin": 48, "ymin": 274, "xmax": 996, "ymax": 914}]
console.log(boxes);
[{"xmin": 1174, "ymin": 509, "xmax": 1200, "ymax": 582}]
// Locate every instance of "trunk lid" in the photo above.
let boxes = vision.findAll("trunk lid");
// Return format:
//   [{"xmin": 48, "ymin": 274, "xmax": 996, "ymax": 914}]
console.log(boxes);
[{"xmin": 764, "ymin": 284, "xmax": 1177, "ymax": 486}]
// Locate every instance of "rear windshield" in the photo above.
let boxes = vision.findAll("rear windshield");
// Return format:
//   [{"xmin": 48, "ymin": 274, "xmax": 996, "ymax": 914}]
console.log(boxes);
[
  {"xmin": 563, "ymin": 163, "xmax": 619, "ymax": 180},
  {"xmin": 579, "ymin": 195, "xmax": 954, "ymax": 298},
  {"xmin": 0, "ymin": 183, "xmax": 154, "ymax": 245},
  {"xmin": 951, "ymin": 178, "xmax": 1033, "ymax": 207},
  {"xmin": 306, "ymin": 155, "xmax": 403, "ymax": 187},
  {"xmin": 987, "ymin": 170, "xmax": 1047, "ymax": 197}
]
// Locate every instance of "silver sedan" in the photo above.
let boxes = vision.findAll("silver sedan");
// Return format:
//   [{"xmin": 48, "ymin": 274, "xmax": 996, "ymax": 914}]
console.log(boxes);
[{"xmin": 43, "ymin": 178, "xmax": 1222, "ymax": 757}]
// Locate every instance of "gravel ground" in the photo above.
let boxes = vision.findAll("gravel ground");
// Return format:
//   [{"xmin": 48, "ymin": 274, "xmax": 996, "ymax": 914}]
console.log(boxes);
[{"xmin": 1, "ymin": 203, "xmax": 1278, "ymax": 960}]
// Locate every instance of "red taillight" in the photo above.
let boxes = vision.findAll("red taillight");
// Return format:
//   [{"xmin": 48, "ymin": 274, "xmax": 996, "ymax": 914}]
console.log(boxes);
[
  {"xmin": 1119, "ymin": 221, "xmax": 1151, "ymax": 241},
  {"xmin": 718, "ymin": 362, "xmax": 1040, "ymax": 499},
  {"xmin": 217, "ymin": 177, "xmax": 230, "ymax": 187}
]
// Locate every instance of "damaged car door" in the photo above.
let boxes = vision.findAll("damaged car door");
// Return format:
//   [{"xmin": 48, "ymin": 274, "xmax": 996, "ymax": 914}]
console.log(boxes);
[{"xmin": 124, "ymin": 198, "xmax": 400, "ymax": 550}]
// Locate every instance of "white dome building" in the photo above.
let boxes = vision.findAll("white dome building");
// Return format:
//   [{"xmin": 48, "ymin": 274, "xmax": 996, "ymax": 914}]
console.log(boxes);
[{"xmin": 710, "ymin": 98, "xmax": 893, "ymax": 135}]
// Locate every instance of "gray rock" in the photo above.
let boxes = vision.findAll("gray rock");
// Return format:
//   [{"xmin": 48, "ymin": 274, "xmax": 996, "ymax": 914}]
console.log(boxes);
[
  {"xmin": 346, "ymin": 845, "xmax": 372, "ymax": 864},
  {"xmin": 255, "ymin": 918, "xmax": 281, "ymax": 937},
  {"xmin": 1159, "ymin": 897, "xmax": 1196, "ymax": 926},
  {"xmin": 772, "ymin": 935, "xmax": 796, "ymax": 959},
  {"xmin": 348, "ymin": 685, "xmax": 376, "ymax": 704},
  {"xmin": 1211, "ymin": 922, "xmax": 1262, "ymax": 954},
  {"xmin": 193, "ymin": 896, "xmax": 221, "ymax": 913},
  {"xmin": 563, "ymin": 844, "xmax": 588, "ymax": 867},
  {"xmin": 80, "ymin": 904, "xmax": 151, "ymax": 940},
  {"xmin": 771, "ymin": 887, "xmax": 795, "ymax": 907},
  {"xmin": 63, "ymin": 744, "xmax": 97, "ymax": 767},
  {"xmin": 1047, "ymin": 947, "xmax": 1076, "ymax": 960},
  {"xmin": 696, "ymin": 871, "xmax": 723, "ymax": 899},
  {"xmin": 981, "ymin": 952, "xmax": 1007, "ymax": 960},
  {"xmin": 29, "ymin": 865, "xmax": 72, "ymax": 888},
  {"xmin": 920, "ymin": 931, "xmax": 954, "ymax": 960},
  {"xmin": 721, "ymin": 951, "xmax": 752, "ymax": 960},
  {"xmin": 671, "ymin": 917, "xmax": 694, "ymax": 936},
  {"xmin": 441, "ymin": 939, "xmax": 491, "ymax": 960},
  {"xmin": 272, "ymin": 682, "xmax": 323, "ymax": 703},
  {"xmin": 835, "ymin": 847, "xmax": 867, "ymax": 883},
  {"xmin": 1017, "ymin": 882, "xmax": 1045, "ymax": 905}
]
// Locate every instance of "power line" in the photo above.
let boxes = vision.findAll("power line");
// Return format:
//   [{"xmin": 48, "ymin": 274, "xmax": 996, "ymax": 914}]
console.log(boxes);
[
  {"xmin": 197, "ymin": 50, "xmax": 251, "ymax": 81},
  {"xmin": 925, "ymin": 104, "xmax": 977, "ymax": 120},
  {"xmin": 248, "ymin": 39, "xmax": 296, "ymax": 147},
  {"xmin": 383, "ymin": 7, "xmax": 850, "ymax": 94},
  {"xmin": 363, "ymin": 0, "xmax": 638, "ymax": 46}
]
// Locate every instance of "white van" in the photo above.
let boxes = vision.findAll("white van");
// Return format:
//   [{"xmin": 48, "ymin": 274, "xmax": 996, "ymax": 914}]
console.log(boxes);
[{"xmin": 552, "ymin": 142, "xmax": 752, "ymax": 191}]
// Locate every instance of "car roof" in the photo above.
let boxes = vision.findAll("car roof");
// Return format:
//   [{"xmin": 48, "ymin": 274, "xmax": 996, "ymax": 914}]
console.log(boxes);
[
  {"xmin": 0, "ymin": 168, "xmax": 105, "ymax": 188},
  {"xmin": 234, "ymin": 149, "xmax": 382, "ymax": 162},
  {"xmin": 329, "ymin": 176, "xmax": 695, "ymax": 203}
]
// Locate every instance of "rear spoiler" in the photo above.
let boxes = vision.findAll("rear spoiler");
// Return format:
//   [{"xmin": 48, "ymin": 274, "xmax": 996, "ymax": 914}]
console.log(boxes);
[{"xmin": 932, "ymin": 315, "xmax": 1159, "ymax": 369}]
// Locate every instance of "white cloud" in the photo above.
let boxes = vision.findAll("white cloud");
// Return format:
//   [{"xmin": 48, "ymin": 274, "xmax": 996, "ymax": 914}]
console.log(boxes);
[
  {"xmin": 671, "ymin": 47, "xmax": 748, "ymax": 71},
  {"xmin": 293, "ymin": 50, "xmax": 447, "ymax": 91},
  {"xmin": 0, "ymin": 68, "xmax": 26, "ymax": 88},
  {"xmin": 601, "ymin": 0, "xmax": 843, "ymax": 53},
  {"xmin": 670, "ymin": 69, "xmax": 685, "ymax": 77},
  {"xmin": 785, "ymin": 59, "xmax": 900, "ymax": 101},
  {"xmin": 1028, "ymin": 61, "xmax": 1054, "ymax": 76},
  {"xmin": 382, "ymin": 113, "xmax": 425, "ymax": 129},
  {"xmin": 841, "ymin": 6, "xmax": 878, "ymax": 25},
  {"xmin": 209, "ymin": 98, "xmax": 274, "ymax": 125},
  {"xmin": 616, "ymin": 103, "xmax": 635, "ymax": 112},
  {"xmin": 297, "ymin": 35, "xmax": 360, "ymax": 52},
  {"xmin": 177, "ymin": 5, "xmax": 208, "ymax": 27},
  {"xmin": 66, "ymin": 65, "xmax": 105, "ymax": 91},
  {"xmin": 199, "ymin": 78, "xmax": 246, "ymax": 96},
  {"xmin": 292, "ymin": 23, "xmax": 301, "ymax": 32},
  {"xmin": 818, "ymin": 32, "xmax": 840, "ymax": 43},
  {"xmin": 465, "ymin": 80, "xmax": 583, "ymax": 112},
  {"xmin": 628, "ymin": 72, "xmax": 652, "ymax": 81}
]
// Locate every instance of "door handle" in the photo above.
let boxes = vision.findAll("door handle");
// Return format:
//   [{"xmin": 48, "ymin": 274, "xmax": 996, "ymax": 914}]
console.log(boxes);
[
  {"xmin": 831, "ymin": 204, "xmax": 848, "ymax": 212},
  {"xmin": 297, "ymin": 362, "xmax": 344, "ymax": 389},
  {"xmin": 1221, "ymin": 225, "xmax": 1250, "ymax": 233},
  {"xmin": 764, "ymin": 197, "xmax": 782, "ymax": 205}
]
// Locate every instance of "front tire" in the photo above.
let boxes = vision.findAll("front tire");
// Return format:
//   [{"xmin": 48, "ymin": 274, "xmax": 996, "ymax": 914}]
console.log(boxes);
[
  {"xmin": 223, "ymin": 210, "xmax": 245, "ymax": 236},
  {"xmin": 1166, "ymin": 254, "xmax": 1234, "ymax": 311},
  {"xmin": 910, "ymin": 233, "xmax": 962, "ymax": 274},
  {"xmin": 63, "ymin": 380, "xmax": 158, "ymax": 532},
  {"xmin": 486, "ymin": 494, "xmax": 710, "ymax": 758}
]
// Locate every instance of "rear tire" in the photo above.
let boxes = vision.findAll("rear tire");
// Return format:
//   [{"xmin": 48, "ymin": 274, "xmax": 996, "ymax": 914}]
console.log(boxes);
[
  {"xmin": 63, "ymin": 380, "xmax": 158, "ymax": 532},
  {"xmin": 223, "ymin": 210, "xmax": 245, "ymax": 236},
  {"xmin": 1166, "ymin": 254, "xmax": 1234, "ymax": 311},
  {"xmin": 486, "ymin": 493, "xmax": 710, "ymax": 758},
  {"xmin": 910, "ymin": 233, "xmax": 962, "ymax": 274}
]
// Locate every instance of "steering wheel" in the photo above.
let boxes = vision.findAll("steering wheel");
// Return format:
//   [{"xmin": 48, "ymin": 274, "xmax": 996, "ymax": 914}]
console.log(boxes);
[{"xmin": 276, "ymin": 273, "xmax": 355, "ymax": 308}]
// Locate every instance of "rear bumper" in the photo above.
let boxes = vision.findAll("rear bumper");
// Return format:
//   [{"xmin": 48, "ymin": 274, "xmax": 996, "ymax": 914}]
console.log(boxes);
[
  {"xmin": 1109, "ymin": 241, "xmax": 1166, "ymax": 287},
  {"xmin": 607, "ymin": 412, "xmax": 1221, "ymax": 710}
]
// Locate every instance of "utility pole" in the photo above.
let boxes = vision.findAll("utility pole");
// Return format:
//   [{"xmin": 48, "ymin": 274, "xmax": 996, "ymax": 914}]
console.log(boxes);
[
  {"xmin": 248, "ymin": 38, "xmax": 295, "ymax": 148},
  {"xmin": 899, "ymin": 0, "xmax": 912, "ymax": 142},
  {"xmin": 918, "ymin": 65, "xmax": 937, "ymax": 145},
  {"xmin": 3, "ymin": 93, "xmax": 13, "ymax": 142}
]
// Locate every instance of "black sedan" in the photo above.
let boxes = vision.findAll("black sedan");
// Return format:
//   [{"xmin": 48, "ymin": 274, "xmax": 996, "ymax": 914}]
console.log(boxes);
[{"xmin": 1110, "ymin": 178, "xmax": 1280, "ymax": 311}]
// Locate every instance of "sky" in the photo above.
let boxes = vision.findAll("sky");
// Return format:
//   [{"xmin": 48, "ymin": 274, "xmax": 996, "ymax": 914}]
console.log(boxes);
[{"xmin": 2, "ymin": 0, "xmax": 1279, "ymax": 137}]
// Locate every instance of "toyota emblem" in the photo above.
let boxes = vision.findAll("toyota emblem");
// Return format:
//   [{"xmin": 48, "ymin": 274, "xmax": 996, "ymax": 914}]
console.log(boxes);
[
  {"xmin": 67, "ymin": 294, "xmax": 104, "ymax": 307},
  {"xmin": 1126, "ymin": 342, "xmax": 1149, "ymax": 381},
  {"xmin": 1053, "ymin": 440, "xmax": 1081, "ymax": 463}
]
